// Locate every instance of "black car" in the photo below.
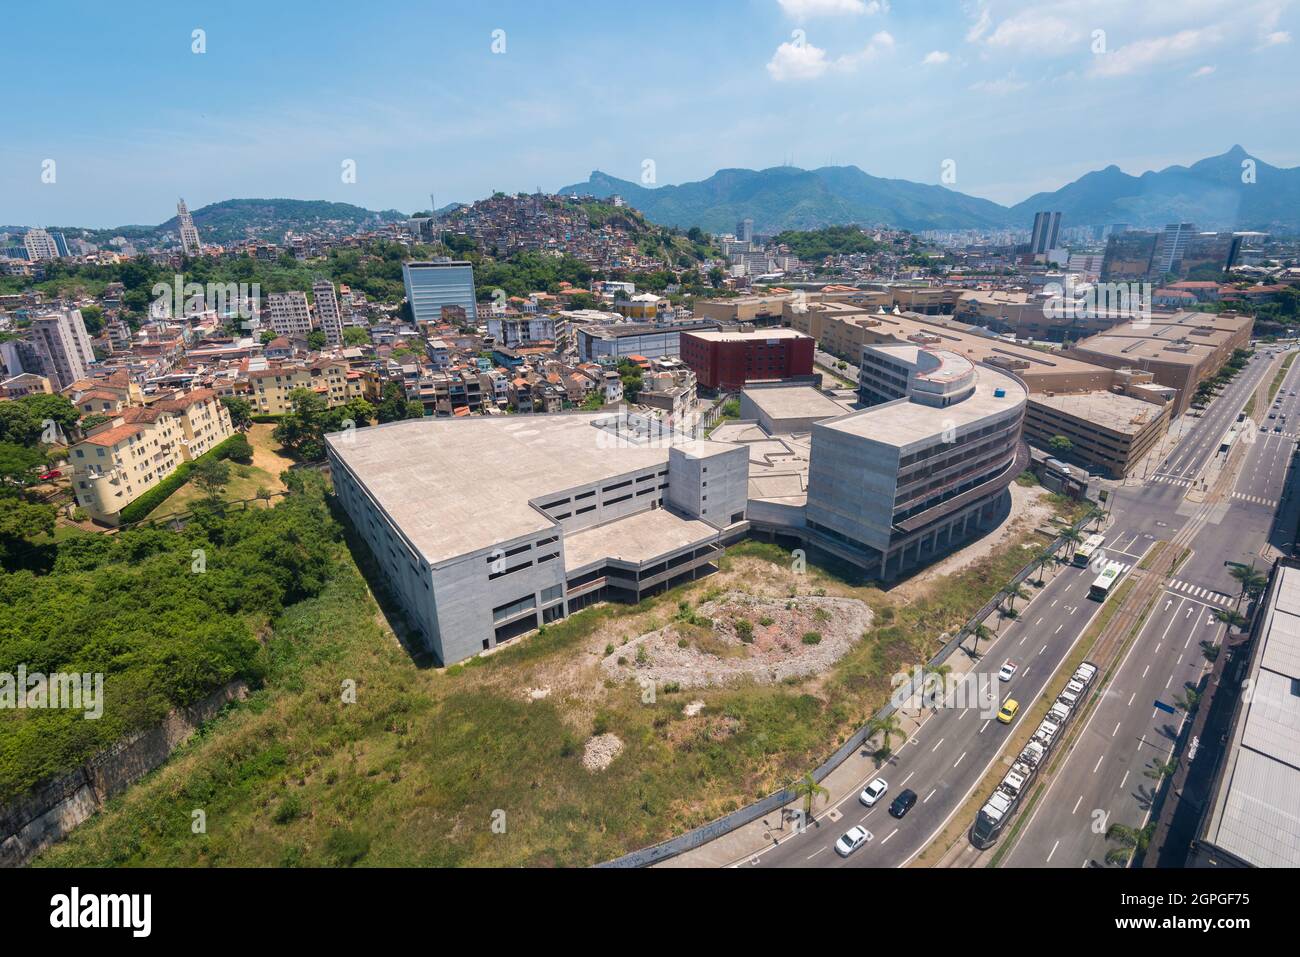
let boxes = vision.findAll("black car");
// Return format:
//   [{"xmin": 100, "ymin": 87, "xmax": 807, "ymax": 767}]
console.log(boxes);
[{"xmin": 889, "ymin": 789, "xmax": 918, "ymax": 818}]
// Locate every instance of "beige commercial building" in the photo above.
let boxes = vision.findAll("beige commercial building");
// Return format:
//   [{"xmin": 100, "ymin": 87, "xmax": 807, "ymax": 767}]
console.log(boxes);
[
  {"xmin": 788, "ymin": 299, "xmax": 1180, "ymax": 477},
  {"xmin": 1065, "ymin": 311, "xmax": 1254, "ymax": 415},
  {"xmin": 1024, "ymin": 390, "xmax": 1170, "ymax": 478}
]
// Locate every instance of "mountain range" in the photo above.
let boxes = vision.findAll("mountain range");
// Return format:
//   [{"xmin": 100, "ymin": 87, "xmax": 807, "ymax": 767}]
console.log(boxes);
[{"xmin": 560, "ymin": 146, "xmax": 1300, "ymax": 235}]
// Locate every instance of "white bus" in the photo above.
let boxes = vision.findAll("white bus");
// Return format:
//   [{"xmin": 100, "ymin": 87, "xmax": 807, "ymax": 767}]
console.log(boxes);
[
  {"xmin": 1073, "ymin": 533, "xmax": 1105, "ymax": 567},
  {"xmin": 1088, "ymin": 560, "xmax": 1126, "ymax": 601}
]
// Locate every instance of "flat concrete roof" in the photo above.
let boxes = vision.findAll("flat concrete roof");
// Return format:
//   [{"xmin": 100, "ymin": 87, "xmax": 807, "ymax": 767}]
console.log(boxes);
[
  {"xmin": 326, "ymin": 414, "xmax": 679, "ymax": 565},
  {"xmin": 562, "ymin": 508, "xmax": 718, "ymax": 573},
  {"xmin": 710, "ymin": 421, "xmax": 812, "ymax": 506},
  {"xmin": 742, "ymin": 384, "xmax": 855, "ymax": 422},
  {"xmin": 1072, "ymin": 312, "xmax": 1252, "ymax": 366},
  {"xmin": 822, "ymin": 362, "xmax": 1026, "ymax": 448},
  {"xmin": 1201, "ymin": 563, "xmax": 1300, "ymax": 868},
  {"xmin": 1029, "ymin": 390, "xmax": 1165, "ymax": 436},
  {"xmin": 685, "ymin": 328, "xmax": 810, "ymax": 342}
]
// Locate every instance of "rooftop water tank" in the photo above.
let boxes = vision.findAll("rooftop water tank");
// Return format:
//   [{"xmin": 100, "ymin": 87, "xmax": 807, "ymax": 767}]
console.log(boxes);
[{"xmin": 993, "ymin": 387, "xmax": 1006, "ymax": 397}]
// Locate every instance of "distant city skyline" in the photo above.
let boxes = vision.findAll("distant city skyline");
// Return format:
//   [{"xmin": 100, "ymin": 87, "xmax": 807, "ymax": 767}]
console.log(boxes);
[{"xmin": 3, "ymin": 0, "xmax": 1298, "ymax": 228}]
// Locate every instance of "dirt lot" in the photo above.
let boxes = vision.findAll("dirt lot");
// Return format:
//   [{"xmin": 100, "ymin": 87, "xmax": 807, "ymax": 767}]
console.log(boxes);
[{"xmin": 601, "ymin": 591, "xmax": 874, "ymax": 689}]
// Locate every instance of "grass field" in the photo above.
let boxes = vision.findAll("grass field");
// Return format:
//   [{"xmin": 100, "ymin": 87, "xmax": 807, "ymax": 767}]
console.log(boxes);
[
  {"xmin": 35, "ymin": 493, "xmax": 1086, "ymax": 867},
  {"xmin": 150, "ymin": 425, "xmax": 294, "ymax": 519}
]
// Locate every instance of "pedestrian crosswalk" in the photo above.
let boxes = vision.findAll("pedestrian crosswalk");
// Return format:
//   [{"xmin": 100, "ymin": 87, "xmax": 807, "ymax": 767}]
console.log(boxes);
[
  {"xmin": 1150, "ymin": 474, "xmax": 1192, "ymax": 487},
  {"xmin": 1167, "ymin": 579, "xmax": 1235, "ymax": 607},
  {"xmin": 1232, "ymin": 492, "xmax": 1279, "ymax": 508}
]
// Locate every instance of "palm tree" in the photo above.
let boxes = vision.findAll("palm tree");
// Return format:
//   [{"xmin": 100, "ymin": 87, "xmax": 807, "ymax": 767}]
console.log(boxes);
[
  {"xmin": 1060, "ymin": 528, "xmax": 1084, "ymax": 561},
  {"xmin": 1229, "ymin": 562, "xmax": 1268, "ymax": 612},
  {"xmin": 789, "ymin": 773, "xmax": 829, "ymax": 821},
  {"xmin": 1212, "ymin": 608, "xmax": 1249, "ymax": 633},
  {"xmin": 867, "ymin": 714, "xmax": 904, "ymax": 756},
  {"xmin": 1105, "ymin": 822, "xmax": 1154, "ymax": 866},
  {"xmin": 1036, "ymin": 549, "xmax": 1056, "ymax": 582},
  {"xmin": 970, "ymin": 622, "xmax": 993, "ymax": 657},
  {"xmin": 1144, "ymin": 757, "xmax": 1179, "ymax": 781},
  {"xmin": 1005, "ymin": 584, "xmax": 1030, "ymax": 616}
]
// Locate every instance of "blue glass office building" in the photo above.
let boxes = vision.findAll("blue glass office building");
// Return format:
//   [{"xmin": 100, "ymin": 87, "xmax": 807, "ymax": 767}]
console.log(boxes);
[{"xmin": 402, "ymin": 260, "xmax": 478, "ymax": 325}]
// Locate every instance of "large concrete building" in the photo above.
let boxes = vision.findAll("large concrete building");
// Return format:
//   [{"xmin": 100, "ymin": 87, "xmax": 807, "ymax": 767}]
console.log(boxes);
[
  {"xmin": 326, "ymin": 414, "xmax": 748, "ymax": 665},
  {"xmin": 1065, "ymin": 311, "xmax": 1254, "ymax": 415},
  {"xmin": 576, "ymin": 319, "xmax": 720, "ymax": 362},
  {"xmin": 1189, "ymin": 559, "xmax": 1300, "ymax": 868}
]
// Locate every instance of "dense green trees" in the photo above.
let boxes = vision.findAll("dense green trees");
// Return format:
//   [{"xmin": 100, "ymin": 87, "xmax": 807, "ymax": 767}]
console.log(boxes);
[
  {"xmin": 273, "ymin": 389, "xmax": 377, "ymax": 461},
  {"xmin": 772, "ymin": 225, "xmax": 884, "ymax": 260},
  {"xmin": 0, "ymin": 474, "xmax": 339, "ymax": 802},
  {"xmin": 221, "ymin": 396, "xmax": 253, "ymax": 430}
]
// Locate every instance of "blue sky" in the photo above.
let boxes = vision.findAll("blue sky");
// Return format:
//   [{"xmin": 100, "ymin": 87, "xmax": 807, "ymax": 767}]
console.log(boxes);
[{"xmin": 4, "ymin": 0, "xmax": 1298, "ymax": 228}]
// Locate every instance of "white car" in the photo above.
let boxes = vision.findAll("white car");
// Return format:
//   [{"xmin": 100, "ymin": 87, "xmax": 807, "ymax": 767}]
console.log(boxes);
[
  {"xmin": 997, "ymin": 659, "xmax": 1018, "ymax": 682},
  {"xmin": 859, "ymin": 778, "xmax": 888, "ymax": 807},
  {"xmin": 836, "ymin": 825, "xmax": 870, "ymax": 857}
]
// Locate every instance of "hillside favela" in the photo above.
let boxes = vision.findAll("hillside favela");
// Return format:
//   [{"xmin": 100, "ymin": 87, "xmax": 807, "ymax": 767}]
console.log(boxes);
[{"xmin": 1, "ymin": 0, "xmax": 1295, "ymax": 937}]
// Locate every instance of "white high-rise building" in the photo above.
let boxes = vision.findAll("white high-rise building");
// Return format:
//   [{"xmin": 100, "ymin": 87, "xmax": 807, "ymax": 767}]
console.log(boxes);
[
  {"xmin": 23, "ymin": 227, "xmax": 59, "ymax": 261},
  {"xmin": 313, "ymin": 279, "xmax": 343, "ymax": 346},
  {"xmin": 30, "ymin": 308, "xmax": 95, "ymax": 389},
  {"xmin": 266, "ymin": 291, "xmax": 313, "ymax": 337},
  {"xmin": 177, "ymin": 198, "xmax": 202, "ymax": 257}
]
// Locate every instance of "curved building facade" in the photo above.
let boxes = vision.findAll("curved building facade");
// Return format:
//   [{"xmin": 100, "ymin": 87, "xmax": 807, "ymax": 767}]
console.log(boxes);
[{"xmin": 799, "ymin": 344, "xmax": 1028, "ymax": 579}]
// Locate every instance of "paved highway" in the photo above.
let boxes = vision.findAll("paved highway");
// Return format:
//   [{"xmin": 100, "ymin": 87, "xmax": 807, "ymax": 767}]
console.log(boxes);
[
  {"xmin": 1003, "ymin": 346, "xmax": 1300, "ymax": 867},
  {"xmin": 737, "ymin": 344, "xmax": 1296, "ymax": 869}
]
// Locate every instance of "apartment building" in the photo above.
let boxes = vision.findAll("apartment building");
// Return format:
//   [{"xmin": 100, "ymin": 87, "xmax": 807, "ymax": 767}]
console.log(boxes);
[
  {"xmin": 313, "ymin": 279, "xmax": 344, "ymax": 346},
  {"xmin": 266, "ymin": 291, "xmax": 313, "ymax": 337},
  {"xmin": 244, "ymin": 358, "xmax": 362, "ymax": 414},
  {"xmin": 69, "ymin": 389, "xmax": 234, "ymax": 524},
  {"xmin": 487, "ymin": 315, "xmax": 555, "ymax": 349},
  {"xmin": 29, "ymin": 308, "xmax": 95, "ymax": 389},
  {"xmin": 326, "ymin": 414, "xmax": 748, "ymax": 665},
  {"xmin": 22, "ymin": 228, "xmax": 59, "ymax": 262}
]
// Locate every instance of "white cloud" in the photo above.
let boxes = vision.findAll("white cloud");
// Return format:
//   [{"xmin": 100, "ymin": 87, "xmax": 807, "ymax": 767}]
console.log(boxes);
[
  {"xmin": 969, "ymin": 74, "xmax": 1028, "ymax": 95},
  {"xmin": 1260, "ymin": 30, "xmax": 1292, "ymax": 46},
  {"xmin": 984, "ymin": 10, "xmax": 1085, "ymax": 53},
  {"xmin": 1090, "ymin": 26, "xmax": 1223, "ymax": 77},
  {"xmin": 965, "ymin": 3, "xmax": 992, "ymax": 42},
  {"xmin": 922, "ymin": 50, "xmax": 952, "ymax": 65},
  {"xmin": 766, "ymin": 39, "xmax": 831, "ymax": 80},
  {"xmin": 1192, "ymin": 64, "xmax": 1216, "ymax": 76},
  {"xmin": 767, "ymin": 30, "xmax": 893, "ymax": 80},
  {"xmin": 777, "ymin": 0, "xmax": 887, "ymax": 17}
]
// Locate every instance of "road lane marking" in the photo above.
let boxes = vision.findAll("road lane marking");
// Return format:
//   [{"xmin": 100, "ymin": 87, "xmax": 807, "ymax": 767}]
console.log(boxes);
[
  {"xmin": 1072, "ymin": 795, "xmax": 1083, "ymax": 815},
  {"xmin": 880, "ymin": 828, "xmax": 898, "ymax": 845},
  {"xmin": 931, "ymin": 738, "xmax": 944, "ymax": 753},
  {"xmin": 1093, "ymin": 755, "xmax": 1104, "ymax": 773},
  {"xmin": 1047, "ymin": 840, "xmax": 1060, "ymax": 863},
  {"xmin": 953, "ymin": 750, "xmax": 967, "ymax": 768},
  {"xmin": 923, "ymin": 788, "xmax": 937, "ymax": 804}
]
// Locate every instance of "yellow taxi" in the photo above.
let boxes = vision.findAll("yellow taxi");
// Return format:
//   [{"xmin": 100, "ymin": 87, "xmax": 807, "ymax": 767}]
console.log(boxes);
[{"xmin": 996, "ymin": 698, "xmax": 1020, "ymax": 724}]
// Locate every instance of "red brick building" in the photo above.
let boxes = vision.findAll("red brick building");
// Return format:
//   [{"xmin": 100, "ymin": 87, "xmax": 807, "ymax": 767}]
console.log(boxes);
[{"xmin": 680, "ymin": 329, "xmax": 816, "ymax": 391}]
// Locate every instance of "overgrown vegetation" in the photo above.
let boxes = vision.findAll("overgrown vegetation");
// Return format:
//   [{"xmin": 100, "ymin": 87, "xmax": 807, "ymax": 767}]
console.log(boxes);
[
  {"xmin": 31, "ymin": 488, "xmax": 1082, "ymax": 867},
  {"xmin": 0, "ymin": 471, "xmax": 338, "ymax": 804}
]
